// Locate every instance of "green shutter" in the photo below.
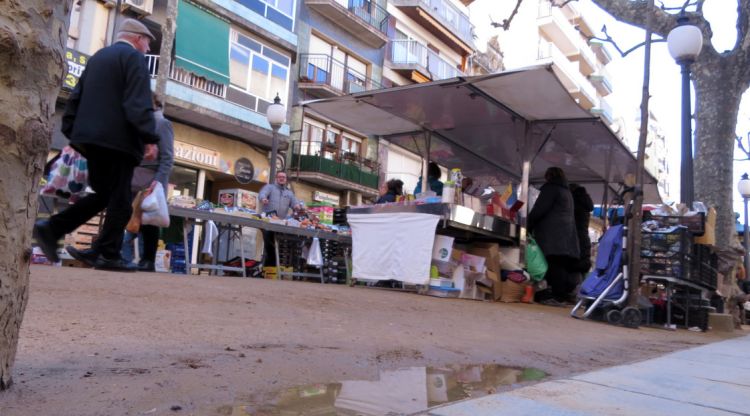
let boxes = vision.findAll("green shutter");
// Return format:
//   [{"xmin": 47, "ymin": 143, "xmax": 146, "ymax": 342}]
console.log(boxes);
[{"xmin": 175, "ymin": 0, "xmax": 230, "ymax": 85}]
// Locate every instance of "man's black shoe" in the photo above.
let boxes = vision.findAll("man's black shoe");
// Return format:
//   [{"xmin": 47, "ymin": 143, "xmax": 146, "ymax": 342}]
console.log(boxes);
[
  {"xmin": 32, "ymin": 220, "xmax": 60, "ymax": 263},
  {"xmin": 94, "ymin": 256, "xmax": 137, "ymax": 272},
  {"xmin": 137, "ymin": 260, "xmax": 155, "ymax": 272},
  {"xmin": 66, "ymin": 246, "xmax": 98, "ymax": 267}
]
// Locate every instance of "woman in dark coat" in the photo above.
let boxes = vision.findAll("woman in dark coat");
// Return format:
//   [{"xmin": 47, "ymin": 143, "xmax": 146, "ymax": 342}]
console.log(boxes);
[
  {"xmin": 569, "ymin": 183, "xmax": 594, "ymax": 275},
  {"xmin": 527, "ymin": 167, "xmax": 579, "ymax": 303}
]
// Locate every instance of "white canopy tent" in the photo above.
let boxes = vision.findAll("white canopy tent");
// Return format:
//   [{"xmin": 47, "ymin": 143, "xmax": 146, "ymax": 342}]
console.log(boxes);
[{"xmin": 302, "ymin": 64, "xmax": 662, "ymax": 206}]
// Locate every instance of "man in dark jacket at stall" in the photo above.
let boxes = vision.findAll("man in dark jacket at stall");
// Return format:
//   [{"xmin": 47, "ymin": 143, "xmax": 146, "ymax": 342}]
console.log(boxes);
[
  {"xmin": 527, "ymin": 167, "xmax": 579, "ymax": 304},
  {"xmin": 33, "ymin": 18, "xmax": 159, "ymax": 272}
]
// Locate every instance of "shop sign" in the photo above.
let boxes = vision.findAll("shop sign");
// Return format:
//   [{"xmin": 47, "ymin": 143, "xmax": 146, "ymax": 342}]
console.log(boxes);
[
  {"xmin": 313, "ymin": 191, "xmax": 340, "ymax": 206},
  {"xmin": 63, "ymin": 49, "xmax": 88, "ymax": 91},
  {"xmin": 174, "ymin": 141, "xmax": 220, "ymax": 169},
  {"xmin": 234, "ymin": 157, "xmax": 254, "ymax": 184}
]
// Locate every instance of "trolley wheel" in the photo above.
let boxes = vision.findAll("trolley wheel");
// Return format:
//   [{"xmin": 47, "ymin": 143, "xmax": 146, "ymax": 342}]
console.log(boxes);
[
  {"xmin": 606, "ymin": 309, "xmax": 623, "ymax": 325},
  {"xmin": 622, "ymin": 307, "xmax": 642, "ymax": 329}
]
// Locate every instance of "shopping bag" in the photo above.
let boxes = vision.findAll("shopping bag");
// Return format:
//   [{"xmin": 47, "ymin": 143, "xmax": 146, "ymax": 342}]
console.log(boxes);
[
  {"xmin": 40, "ymin": 146, "xmax": 88, "ymax": 202},
  {"xmin": 306, "ymin": 237, "xmax": 324, "ymax": 266},
  {"xmin": 141, "ymin": 182, "xmax": 170, "ymax": 227},
  {"xmin": 126, "ymin": 190, "xmax": 145, "ymax": 234},
  {"xmin": 525, "ymin": 236, "xmax": 548, "ymax": 282}
]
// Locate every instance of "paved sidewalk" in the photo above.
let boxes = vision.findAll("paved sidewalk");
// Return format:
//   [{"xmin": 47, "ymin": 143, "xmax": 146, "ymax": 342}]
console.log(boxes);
[{"xmin": 423, "ymin": 334, "xmax": 750, "ymax": 416}]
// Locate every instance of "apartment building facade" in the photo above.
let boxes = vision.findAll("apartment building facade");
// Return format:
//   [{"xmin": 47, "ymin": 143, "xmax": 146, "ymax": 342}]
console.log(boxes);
[
  {"xmin": 286, "ymin": 0, "xmax": 391, "ymax": 207},
  {"xmin": 470, "ymin": 0, "xmax": 670, "ymax": 198},
  {"xmin": 61, "ymin": 0, "xmax": 298, "ymax": 204}
]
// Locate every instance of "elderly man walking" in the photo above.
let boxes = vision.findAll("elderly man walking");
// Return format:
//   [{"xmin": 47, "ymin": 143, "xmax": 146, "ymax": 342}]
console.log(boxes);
[{"xmin": 33, "ymin": 19, "xmax": 159, "ymax": 272}]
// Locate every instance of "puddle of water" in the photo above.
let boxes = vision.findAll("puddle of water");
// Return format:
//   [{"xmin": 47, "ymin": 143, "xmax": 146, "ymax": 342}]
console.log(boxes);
[{"xmin": 228, "ymin": 364, "xmax": 547, "ymax": 415}]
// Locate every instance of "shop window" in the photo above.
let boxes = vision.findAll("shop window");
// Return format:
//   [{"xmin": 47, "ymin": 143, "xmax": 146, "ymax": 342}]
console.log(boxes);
[
  {"xmin": 170, "ymin": 165, "xmax": 200, "ymax": 198},
  {"xmin": 228, "ymin": 30, "xmax": 290, "ymax": 113}
]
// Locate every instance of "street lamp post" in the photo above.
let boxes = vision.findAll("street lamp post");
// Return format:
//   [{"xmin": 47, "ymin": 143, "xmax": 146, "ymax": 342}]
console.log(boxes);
[
  {"xmin": 738, "ymin": 173, "xmax": 750, "ymax": 278},
  {"xmin": 667, "ymin": 16, "xmax": 703, "ymax": 207},
  {"xmin": 266, "ymin": 93, "xmax": 286, "ymax": 181}
]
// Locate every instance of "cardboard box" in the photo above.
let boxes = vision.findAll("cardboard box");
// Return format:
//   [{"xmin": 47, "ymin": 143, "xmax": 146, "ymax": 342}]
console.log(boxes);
[
  {"xmin": 461, "ymin": 253, "xmax": 486, "ymax": 272},
  {"xmin": 451, "ymin": 248, "xmax": 466, "ymax": 263},
  {"xmin": 469, "ymin": 243, "xmax": 502, "ymax": 273},
  {"xmin": 218, "ymin": 189, "xmax": 258, "ymax": 211},
  {"xmin": 155, "ymin": 250, "xmax": 171, "ymax": 272}
]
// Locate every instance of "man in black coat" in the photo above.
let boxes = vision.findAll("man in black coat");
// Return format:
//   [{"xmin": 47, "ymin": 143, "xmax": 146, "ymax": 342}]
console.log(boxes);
[{"xmin": 34, "ymin": 19, "xmax": 159, "ymax": 271}]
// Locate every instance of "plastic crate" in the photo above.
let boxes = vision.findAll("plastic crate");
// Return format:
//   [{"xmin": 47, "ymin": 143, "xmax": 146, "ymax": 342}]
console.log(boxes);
[
  {"xmin": 640, "ymin": 228, "xmax": 692, "ymax": 279},
  {"xmin": 690, "ymin": 244, "xmax": 718, "ymax": 289},
  {"xmin": 650, "ymin": 213, "xmax": 705, "ymax": 236}
]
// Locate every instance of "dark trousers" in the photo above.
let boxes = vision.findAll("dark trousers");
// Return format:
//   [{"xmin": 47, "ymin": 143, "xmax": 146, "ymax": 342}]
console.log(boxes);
[
  {"xmin": 546, "ymin": 255, "xmax": 578, "ymax": 302},
  {"xmin": 262, "ymin": 230, "xmax": 276, "ymax": 267},
  {"xmin": 49, "ymin": 146, "xmax": 135, "ymax": 259},
  {"xmin": 140, "ymin": 225, "xmax": 159, "ymax": 262}
]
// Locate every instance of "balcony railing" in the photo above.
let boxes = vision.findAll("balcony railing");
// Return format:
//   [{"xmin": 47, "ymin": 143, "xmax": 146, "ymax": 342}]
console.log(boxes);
[
  {"xmin": 417, "ymin": 0, "xmax": 473, "ymax": 45},
  {"xmin": 299, "ymin": 54, "xmax": 382, "ymax": 94},
  {"xmin": 348, "ymin": 0, "xmax": 390, "ymax": 34},
  {"xmin": 389, "ymin": 39, "xmax": 463, "ymax": 80},
  {"xmin": 145, "ymin": 55, "xmax": 226, "ymax": 98},
  {"xmin": 290, "ymin": 140, "xmax": 379, "ymax": 189}
]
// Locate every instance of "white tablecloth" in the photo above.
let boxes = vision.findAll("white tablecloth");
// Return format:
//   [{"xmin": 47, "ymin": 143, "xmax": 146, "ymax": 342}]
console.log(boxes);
[{"xmin": 347, "ymin": 213, "xmax": 440, "ymax": 285}]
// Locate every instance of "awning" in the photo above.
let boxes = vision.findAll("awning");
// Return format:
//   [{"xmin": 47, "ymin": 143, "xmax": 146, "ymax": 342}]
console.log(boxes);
[
  {"xmin": 175, "ymin": 0, "xmax": 230, "ymax": 85},
  {"xmin": 302, "ymin": 65, "xmax": 661, "ymax": 204}
]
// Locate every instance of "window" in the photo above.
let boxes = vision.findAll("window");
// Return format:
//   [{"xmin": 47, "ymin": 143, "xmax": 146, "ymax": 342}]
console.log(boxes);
[
  {"xmin": 308, "ymin": 34, "xmax": 370, "ymax": 94},
  {"xmin": 342, "ymin": 135, "xmax": 361, "ymax": 157},
  {"xmin": 234, "ymin": 0, "xmax": 296, "ymax": 31},
  {"xmin": 229, "ymin": 30, "xmax": 290, "ymax": 112}
]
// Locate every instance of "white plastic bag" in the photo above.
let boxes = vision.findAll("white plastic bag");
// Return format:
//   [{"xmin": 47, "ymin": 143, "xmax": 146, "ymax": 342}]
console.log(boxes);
[
  {"xmin": 141, "ymin": 182, "xmax": 170, "ymax": 227},
  {"xmin": 306, "ymin": 237, "xmax": 324, "ymax": 266}
]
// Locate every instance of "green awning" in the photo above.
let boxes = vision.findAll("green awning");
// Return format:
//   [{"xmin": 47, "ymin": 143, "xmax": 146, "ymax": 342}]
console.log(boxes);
[{"xmin": 175, "ymin": 0, "xmax": 230, "ymax": 85}]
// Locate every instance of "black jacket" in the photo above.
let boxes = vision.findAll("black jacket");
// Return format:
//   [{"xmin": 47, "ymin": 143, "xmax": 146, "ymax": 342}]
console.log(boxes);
[
  {"xmin": 62, "ymin": 41, "xmax": 158, "ymax": 164},
  {"xmin": 527, "ymin": 178, "xmax": 579, "ymax": 259},
  {"xmin": 570, "ymin": 184, "xmax": 594, "ymax": 271}
]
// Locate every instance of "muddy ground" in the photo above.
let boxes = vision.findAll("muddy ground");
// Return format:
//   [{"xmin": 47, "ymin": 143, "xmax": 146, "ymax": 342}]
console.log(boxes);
[{"xmin": 0, "ymin": 266, "xmax": 740, "ymax": 415}]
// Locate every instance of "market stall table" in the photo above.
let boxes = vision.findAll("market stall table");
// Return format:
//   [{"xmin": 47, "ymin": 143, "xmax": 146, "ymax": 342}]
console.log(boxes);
[{"xmin": 169, "ymin": 206, "xmax": 351, "ymax": 281}]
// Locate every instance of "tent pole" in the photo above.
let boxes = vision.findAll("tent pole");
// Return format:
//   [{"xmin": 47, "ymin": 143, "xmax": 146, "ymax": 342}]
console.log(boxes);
[
  {"xmin": 421, "ymin": 130, "xmax": 431, "ymax": 195},
  {"xmin": 520, "ymin": 122, "xmax": 532, "ymax": 251}
]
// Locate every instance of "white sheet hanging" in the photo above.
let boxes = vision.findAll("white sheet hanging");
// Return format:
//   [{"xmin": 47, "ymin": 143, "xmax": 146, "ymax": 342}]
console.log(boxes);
[
  {"xmin": 347, "ymin": 213, "xmax": 440, "ymax": 285},
  {"xmin": 201, "ymin": 220, "xmax": 219, "ymax": 255}
]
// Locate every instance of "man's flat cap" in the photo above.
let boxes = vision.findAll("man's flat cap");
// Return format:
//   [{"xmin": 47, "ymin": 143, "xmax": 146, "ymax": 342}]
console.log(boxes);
[{"xmin": 118, "ymin": 18, "xmax": 155, "ymax": 41}]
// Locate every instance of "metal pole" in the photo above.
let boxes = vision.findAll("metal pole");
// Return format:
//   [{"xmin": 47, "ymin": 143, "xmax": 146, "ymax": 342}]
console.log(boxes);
[
  {"xmin": 110, "ymin": 0, "xmax": 123, "ymax": 46},
  {"xmin": 270, "ymin": 127, "xmax": 279, "ymax": 181},
  {"xmin": 679, "ymin": 60, "xmax": 694, "ymax": 207},
  {"xmin": 744, "ymin": 197, "xmax": 750, "ymax": 277}
]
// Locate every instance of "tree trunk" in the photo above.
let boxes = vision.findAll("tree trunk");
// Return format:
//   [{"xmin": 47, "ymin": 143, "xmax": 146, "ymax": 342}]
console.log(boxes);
[
  {"xmin": 0, "ymin": 0, "xmax": 70, "ymax": 390},
  {"xmin": 155, "ymin": 0, "xmax": 178, "ymax": 100},
  {"xmin": 693, "ymin": 58, "xmax": 744, "ymax": 251}
]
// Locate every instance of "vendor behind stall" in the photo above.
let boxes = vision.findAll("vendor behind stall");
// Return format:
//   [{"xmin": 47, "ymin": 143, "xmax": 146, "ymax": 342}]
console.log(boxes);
[
  {"xmin": 376, "ymin": 179, "xmax": 404, "ymax": 204},
  {"xmin": 259, "ymin": 171, "xmax": 303, "ymax": 267},
  {"xmin": 414, "ymin": 161, "xmax": 443, "ymax": 196},
  {"xmin": 259, "ymin": 171, "xmax": 302, "ymax": 218}
]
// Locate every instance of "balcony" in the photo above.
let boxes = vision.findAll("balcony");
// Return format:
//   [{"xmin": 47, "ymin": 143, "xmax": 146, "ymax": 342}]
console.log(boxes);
[
  {"xmin": 290, "ymin": 140, "xmax": 380, "ymax": 195},
  {"xmin": 589, "ymin": 40, "xmax": 613, "ymax": 65},
  {"xmin": 390, "ymin": 0, "xmax": 474, "ymax": 55},
  {"xmin": 537, "ymin": 42, "xmax": 597, "ymax": 110},
  {"xmin": 305, "ymin": 0, "xmax": 389, "ymax": 48},
  {"xmin": 299, "ymin": 54, "xmax": 383, "ymax": 98},
  {"xmin": 145, "ymin": 55, "xmax": 287, "ymax": 148},
  {"xmin": 590, "ymin": 98, "xmax": 614, "ymax": 124},
  {"xmin": 589, "ymin": 67, "xmax": 613, "ymax": 96},
  {"xmin": 537, "ymin": 1, "xmax": 580, "ymax": 56},
  {"xmin": 388, "ymin": 39, "xmax": 464, "ymax": 82}
]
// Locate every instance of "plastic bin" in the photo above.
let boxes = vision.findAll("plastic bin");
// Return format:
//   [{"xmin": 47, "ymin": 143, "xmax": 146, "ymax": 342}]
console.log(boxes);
[
  {"xmin": 640, "ymin": 228, "xmax": 692, "ymax": 280},
  {"xmin": 650, "ymin": 213, "xmax": 705, "ymax": 236}
]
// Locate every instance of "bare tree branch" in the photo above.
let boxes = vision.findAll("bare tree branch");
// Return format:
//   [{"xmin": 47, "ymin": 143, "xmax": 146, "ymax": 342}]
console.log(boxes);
[
  {"xmin": 550, "ymin": 0, "xmax": 578, "ymax": 7},
  {"xmin": 490, "ymin": 0, "xmax": 523, "ymax": 31},
  {"xmin": 590, "ymin": 0, "xmax": 680, "ymax": 38},
  {"xmin": 576, "ymin": 24, "xmax": 665, "ymax": 58},
  {"xmin": 738, "ymin": 133, "xmax": 750, "ymax": 161}
]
